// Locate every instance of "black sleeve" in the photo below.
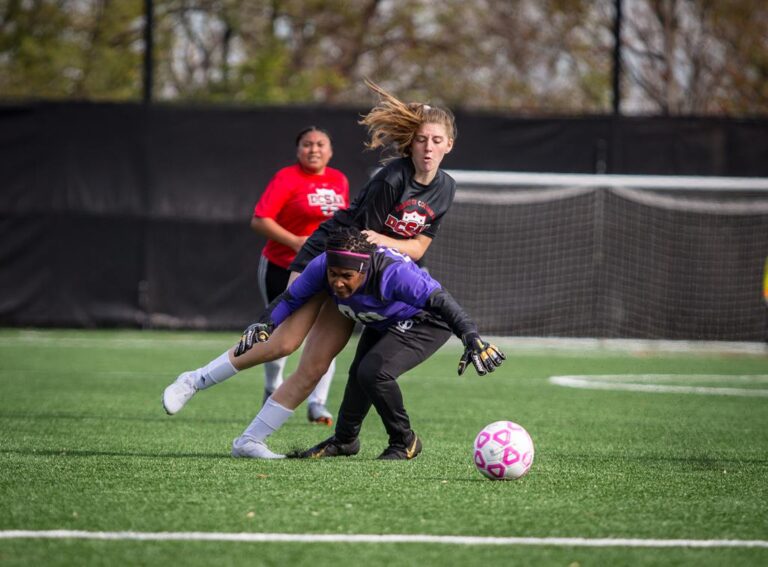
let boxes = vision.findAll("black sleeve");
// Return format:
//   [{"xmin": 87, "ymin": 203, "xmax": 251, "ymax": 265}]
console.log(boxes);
[
  {"xmin": 259, "ymin": 289, "xmax": 293, "ymax": 324},
  {"xmin": 424, "ymin": 287, "xmax": 478, "ymax": 339}
]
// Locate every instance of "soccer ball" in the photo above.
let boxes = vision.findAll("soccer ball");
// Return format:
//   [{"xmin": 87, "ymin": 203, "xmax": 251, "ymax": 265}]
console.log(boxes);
[{"xmin": 473, "ymin": 421, "xmax": 534, "ymax": 480}]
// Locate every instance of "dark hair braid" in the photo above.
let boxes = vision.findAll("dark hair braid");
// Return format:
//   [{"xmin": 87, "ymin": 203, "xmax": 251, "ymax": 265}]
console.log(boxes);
[{"xmin": 326, "ymin": 227, "xmax": 376, "ymax": 255}]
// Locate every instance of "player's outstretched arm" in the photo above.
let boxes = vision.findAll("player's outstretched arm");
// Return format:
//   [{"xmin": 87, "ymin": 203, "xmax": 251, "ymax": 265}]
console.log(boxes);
[
  {"xmin": 233, "ymin": 287, "xmax": 290, "ymax": 357},
  {"xmin": 234, "ymin": 320, "xmax": 276, "ymax": 356},
  {"xmin": 457, "ymin": 332, "xmax": 505, "ymax": 376},
  {"xmin": 235, "ymin": 254, "xmax": 331, "ymax": 357},
  {"xmin": 423, "ymin": 287, "xmax": 506, "ymax": 376}
]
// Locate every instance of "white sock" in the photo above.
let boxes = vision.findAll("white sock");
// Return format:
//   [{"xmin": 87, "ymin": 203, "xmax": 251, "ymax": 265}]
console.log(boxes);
[
  {"xmin": 194, "ymin": 351, "xmax": 237, "ymax": 390},
  {"xmin": 240, "ymin": 398, "xmax": 294, "ymax": 442},
  {"xmin": 308, "ymin": 358, "xmax": 336, "ymax": 406},
  {"xmin": 263, "ymin": 357, "xmax": 286, "ymax": 392}
]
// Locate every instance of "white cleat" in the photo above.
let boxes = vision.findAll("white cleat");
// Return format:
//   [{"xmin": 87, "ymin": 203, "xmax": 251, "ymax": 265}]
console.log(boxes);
[
  {"xmin": 162, "ymin": 371, "xmax": 198, "ymax": 415},
  {"xmin": 231, "ymin": 436, "xmax": 285, "ymax": 460},
  {"xmin": 307, "ymin": 402, "xmax": 333, "ymax": 426}
]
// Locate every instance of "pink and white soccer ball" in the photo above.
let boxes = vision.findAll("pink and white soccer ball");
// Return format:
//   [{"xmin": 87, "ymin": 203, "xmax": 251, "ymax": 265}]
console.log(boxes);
[{"xmin": 473, "ymin": 421, "xmax": 534, "ymax": 480}]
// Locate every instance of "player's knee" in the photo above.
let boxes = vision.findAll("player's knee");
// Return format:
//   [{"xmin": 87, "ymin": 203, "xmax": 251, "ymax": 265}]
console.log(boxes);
[{"xmin": 355, "ymin": 357, "xmax": 392, "ymax": 391}]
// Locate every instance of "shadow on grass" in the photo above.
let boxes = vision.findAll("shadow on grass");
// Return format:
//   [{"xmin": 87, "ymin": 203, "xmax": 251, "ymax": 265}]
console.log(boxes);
[
  {"xmin": 0, "ymin": 447, "xmax": 229, "ymax": 460},
  {"xmin": 0, "ymin": 411, "xmax": 243, "ymax": 425},
  {"xmin": 546, "ymin": 449, "xmax": 768, "ymax": 468}
]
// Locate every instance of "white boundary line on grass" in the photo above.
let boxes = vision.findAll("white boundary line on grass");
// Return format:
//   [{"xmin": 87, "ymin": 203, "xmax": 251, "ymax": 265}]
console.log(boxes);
[
  {"xmin": 1, "ymin": 332, "xmax": 766, "ymax": 356},
  {"xmin": 1, "ymin": 530, "xmax": 768, "ymax": 549},
  {"xmin": 549, "ymin": 374, "xmax": 768, "ymax": 397}
]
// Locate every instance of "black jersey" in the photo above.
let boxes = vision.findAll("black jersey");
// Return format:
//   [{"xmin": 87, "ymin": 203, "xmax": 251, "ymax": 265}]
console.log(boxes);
[
  {"xmin": 333, "ymin": 157, "xmax": 456, "ymax": 240},
  {"xmin": 289, "ymin": 157, "xmax": 456, "ymax": 272}
]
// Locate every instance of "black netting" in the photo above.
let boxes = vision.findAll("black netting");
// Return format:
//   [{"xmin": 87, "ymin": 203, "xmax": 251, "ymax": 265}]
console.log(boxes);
[{"xmin": 426, "ymin": 185, "xmax": 768, "ymax": 340}]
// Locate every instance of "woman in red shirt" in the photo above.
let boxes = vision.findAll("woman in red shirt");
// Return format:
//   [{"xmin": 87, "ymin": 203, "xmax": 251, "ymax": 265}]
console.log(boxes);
[{"xmin": 250, "ymin": 127, "xmax": 349, "ymax": 425}]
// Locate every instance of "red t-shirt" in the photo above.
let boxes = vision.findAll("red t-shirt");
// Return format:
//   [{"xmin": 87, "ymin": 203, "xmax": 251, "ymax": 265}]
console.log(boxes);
[{"xmin": 254, "ymin": 164, "xmax": 349, "ymax": 269}]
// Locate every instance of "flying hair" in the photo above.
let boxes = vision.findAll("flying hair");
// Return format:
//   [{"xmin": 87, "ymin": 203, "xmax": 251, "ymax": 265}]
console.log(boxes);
[{"xmin": 359, "ymin": 79, "xmax": 457, "ymax": 161}]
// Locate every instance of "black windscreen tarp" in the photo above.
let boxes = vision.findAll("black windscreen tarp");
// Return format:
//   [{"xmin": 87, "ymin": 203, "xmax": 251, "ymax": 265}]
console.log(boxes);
[{"xmin": 1, "ymin": 102, "xmax": 766, "ymax": 338}]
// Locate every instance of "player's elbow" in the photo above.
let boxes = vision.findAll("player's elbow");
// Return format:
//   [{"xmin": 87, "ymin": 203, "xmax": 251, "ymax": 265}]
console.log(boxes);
[
  {"xmin": 250, "ymin": 216, "xmax": 266, "ymax": 235},
  {"xmin": 406, "ymin": 239, "xmax": 431, "ymax": 262}
]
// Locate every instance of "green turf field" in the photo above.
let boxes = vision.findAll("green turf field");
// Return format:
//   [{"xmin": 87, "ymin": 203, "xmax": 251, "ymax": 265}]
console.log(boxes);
[{"xmin": 1, "ymin": 328, "xmax": 767, "ymax": 566}]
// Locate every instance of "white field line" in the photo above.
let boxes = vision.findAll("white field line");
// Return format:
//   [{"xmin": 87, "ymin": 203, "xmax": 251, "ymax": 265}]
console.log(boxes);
[
  {"xmin": 549, "ymin": 375, "xmax": 768, "ymax": 397},
  {"xmin": 0, "ymin": 332, "xmax": 766, "ymax": 356},
  {"xmin": 0, "ymin": 335, "xmax": 232, "ymax": 350},
  {"xmin": 1, "ymin": 530, "xmax": 767, "ymax": 549}
]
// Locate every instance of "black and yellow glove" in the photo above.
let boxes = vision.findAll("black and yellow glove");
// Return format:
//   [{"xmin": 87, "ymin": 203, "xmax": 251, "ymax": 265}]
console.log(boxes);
[
  {"xmin": 458, "ymin": 332, "xmax": 506, "ymax": 376},
  {"xmin": 234, "ymin": 321, "xmax": 275, "ymax": 357}
]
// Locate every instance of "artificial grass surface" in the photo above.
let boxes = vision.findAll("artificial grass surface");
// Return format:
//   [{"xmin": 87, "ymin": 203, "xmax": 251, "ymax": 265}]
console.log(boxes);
[{"xmin": 1, "ymin": 328, "xmax": 767, "ymax": 566}]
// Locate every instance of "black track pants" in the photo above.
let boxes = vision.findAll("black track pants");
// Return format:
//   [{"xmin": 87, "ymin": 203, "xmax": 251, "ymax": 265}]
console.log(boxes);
[{"xmin": 334, "ymin": 315, "xmax": 452, "ymax": 447}]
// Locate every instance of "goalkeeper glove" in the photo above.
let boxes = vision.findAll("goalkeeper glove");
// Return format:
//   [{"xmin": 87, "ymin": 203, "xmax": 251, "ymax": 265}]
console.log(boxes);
[
  {"xmin": 234, "ymin": 321, "xmax": 275, "ymax": 357},
  {"xmin": 458, "ymin": 332, "xmax": 506, "ymax": 376}
]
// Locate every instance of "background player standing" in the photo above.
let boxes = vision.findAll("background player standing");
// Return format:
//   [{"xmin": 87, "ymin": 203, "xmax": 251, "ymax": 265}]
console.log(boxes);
[{"xmin": 250, "ymin": 126, "xmax": 349, "ymax": 424}]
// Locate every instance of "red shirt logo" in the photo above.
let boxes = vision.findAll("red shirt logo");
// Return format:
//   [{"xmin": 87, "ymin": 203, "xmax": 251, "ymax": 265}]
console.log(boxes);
[{"xmin": 308, "ymin": 188, "xmax": 345, "ymax": 216}]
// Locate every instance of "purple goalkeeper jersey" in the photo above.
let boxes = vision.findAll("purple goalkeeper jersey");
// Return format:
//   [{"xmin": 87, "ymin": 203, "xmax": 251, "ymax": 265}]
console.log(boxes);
[{"xmin": 270, "ymin": 247, "xmax": 441, "ymax": 331}]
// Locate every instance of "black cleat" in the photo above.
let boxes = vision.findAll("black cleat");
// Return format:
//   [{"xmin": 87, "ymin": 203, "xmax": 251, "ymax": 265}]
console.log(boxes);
[
  {"xmin": 292, "ymin": 436, "xmax": 360, "ymax": 459},
  {"xmin": 377, "ymin": 431, "xmax": 422, "ymax": 460}
]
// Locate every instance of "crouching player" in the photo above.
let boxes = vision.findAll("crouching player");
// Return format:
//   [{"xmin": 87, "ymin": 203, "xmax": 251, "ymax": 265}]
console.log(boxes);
[{"xmin": 233, "ymin": 227, "xmax": 505, "ymax": 460}]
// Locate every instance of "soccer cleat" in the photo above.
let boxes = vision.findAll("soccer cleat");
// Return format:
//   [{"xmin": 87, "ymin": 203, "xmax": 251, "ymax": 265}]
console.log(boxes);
[
  {"xmin": 293, "ymin": 435, "xmax": 360, "ymax": 459},
  {"xmin": 307, "ymin": 402, "xmax": 333, "ymax": 426},
  {"xmin": 231, "ymin": 436, "xmax": 285, "ymax": 459},
  {"xmin": 162, "ymin": 371, "xmax": 198, "ymax": 415},
  {"xmin": 377, "ymin": 431, "xmax": 422, "ymax": 460}
]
